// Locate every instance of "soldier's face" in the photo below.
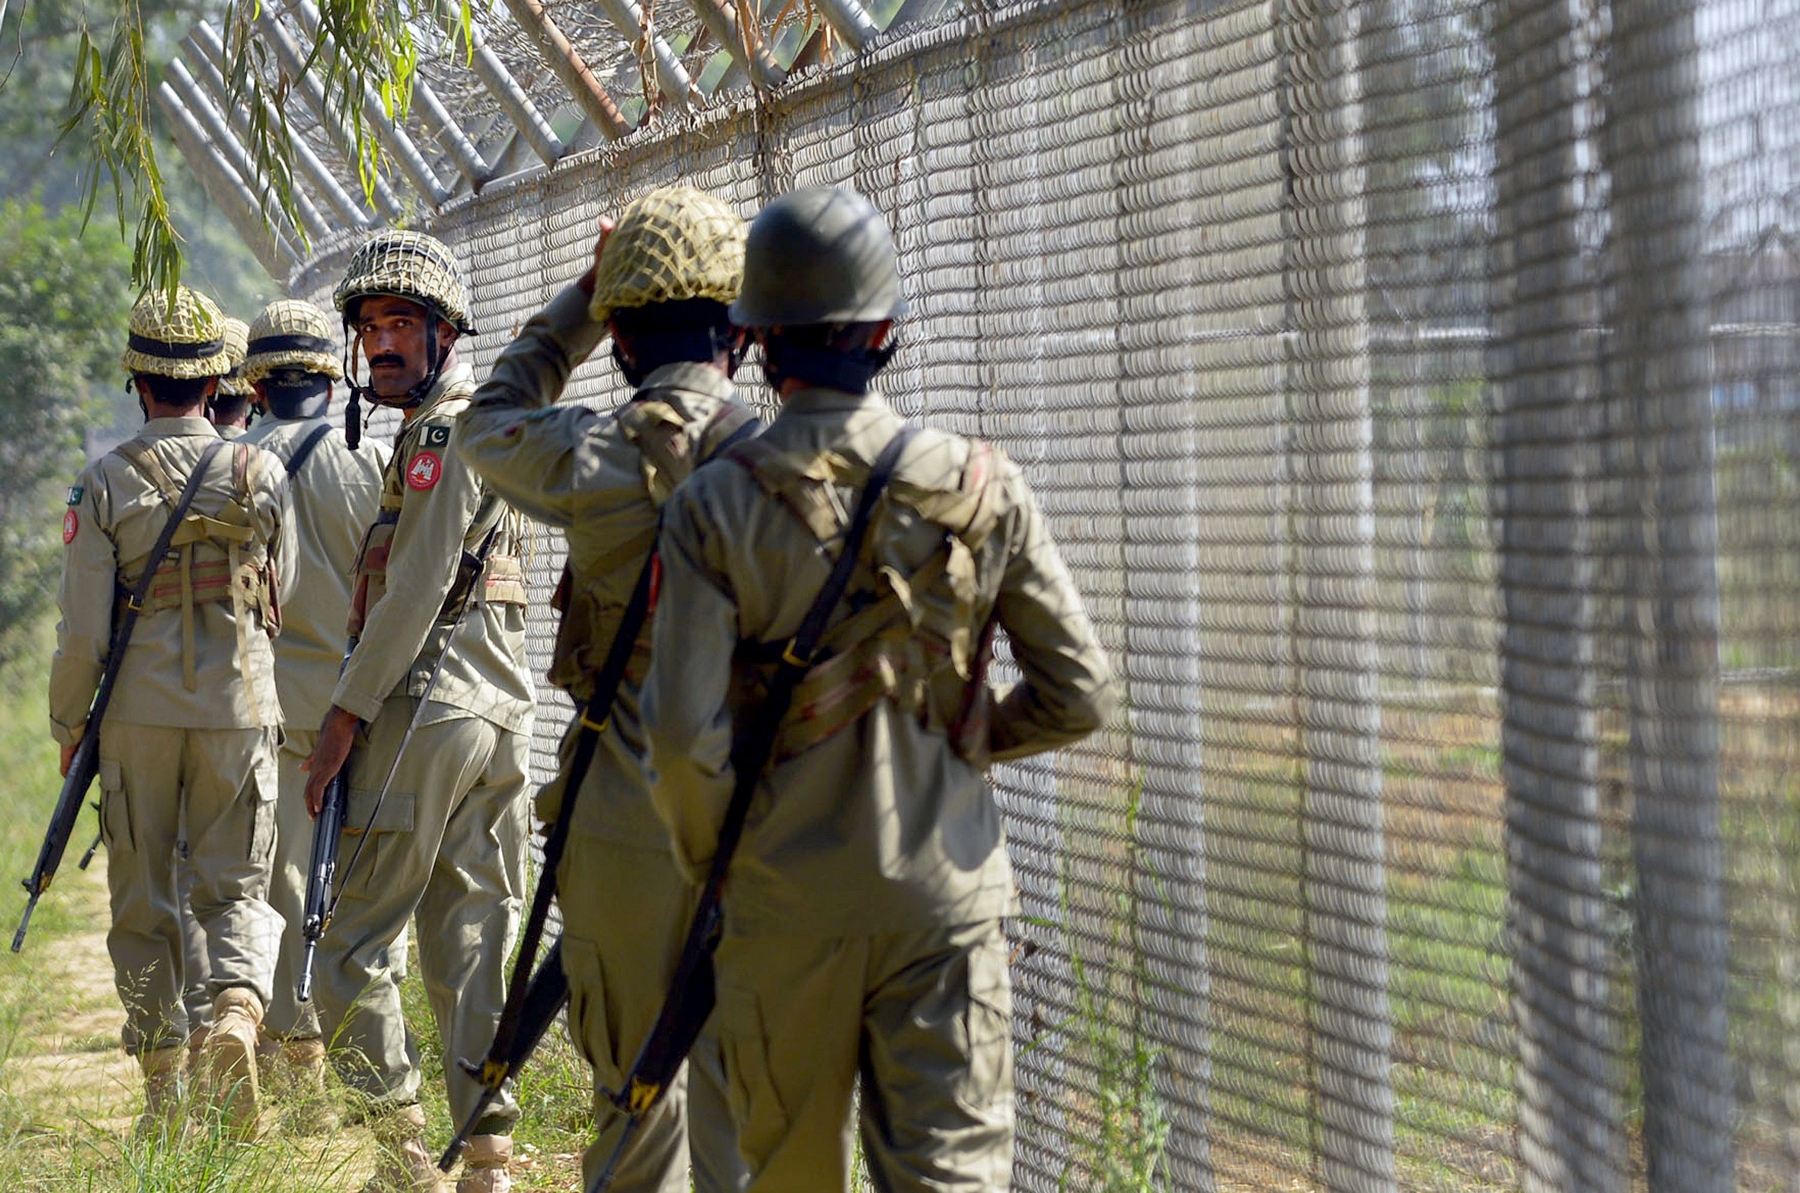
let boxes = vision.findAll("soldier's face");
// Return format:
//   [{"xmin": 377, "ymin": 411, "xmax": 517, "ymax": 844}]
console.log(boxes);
[{"xmin": 354, "ymin": 296, "xmax": 456, "ymax": 398}]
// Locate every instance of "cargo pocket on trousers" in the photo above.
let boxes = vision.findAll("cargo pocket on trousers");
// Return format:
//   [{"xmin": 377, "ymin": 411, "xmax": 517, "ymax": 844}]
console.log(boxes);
[
  {"xmin": 98, "ymin": 758, "xmax": 132, "ymax": 851},
  {"xmin": 247, "ymin": 751, "xmax": 279, "ymax": 866},
  {"xmin": 959, "ymin": 930, "xmax": 1014, "ymax": 1114},
  {"xmin": 561, "ymin": 934, "xmax": 623, "ymax": 1090},
  {"xmin": 342, "ymin": 786, "xmax": 416, "ymax": 895},
  {"xmin": 716, "ymin": 983, "xmax": 788, "ymax": 1172}
]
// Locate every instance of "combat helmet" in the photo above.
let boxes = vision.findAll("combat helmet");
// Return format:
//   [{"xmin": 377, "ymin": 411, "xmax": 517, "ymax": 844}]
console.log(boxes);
[
  {"xmin": 333, "ymin": 230, "xmax": 474, "ymax": 443},
  {"xmin": 216, "ymin": 316, "xmax": 255, "ymax": 398},
  {"xmin": 246, "ymin": 299, "xmax": 342, "ymax": 421},
  {"xmin": 244, "ymin": 299, "xmax": 343, "ymax": 382},
  {"xmin": 120, "ymin": 286, "xmax": 233, "ymax": 381},
  {"xmin": 589, "ymin": 186, "xmax": 747, "ymax": 324},
  {"xmin": 731, "ymin": 186, "xmax": 908, "ymax": 329}
]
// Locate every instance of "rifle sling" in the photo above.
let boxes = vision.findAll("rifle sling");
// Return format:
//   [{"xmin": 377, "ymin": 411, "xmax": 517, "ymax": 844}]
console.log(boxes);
[{"xmin": 285, "ymin": 423, "xmax": 333, "ymax": 478}]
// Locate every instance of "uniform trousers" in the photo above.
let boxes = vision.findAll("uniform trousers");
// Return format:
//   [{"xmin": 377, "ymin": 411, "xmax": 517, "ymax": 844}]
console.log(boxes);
[
  {"xmin": 713, "ymin": 918, "xmax": 1014, "ymax": 1193},
  {"xmin": 98, "ymin": 721, "xmax": 283, "ymax": 1055},
  {"xmin": 265, "ymin": 727, "xmax": 324, "ymax": 1040},
  {"xmin": 312, "ymin": 697, "xmax": 529, "ymax": 1130},
  {"xmin": 559, "ymin": 831, "xmax": 743, "ymax": 1193}
]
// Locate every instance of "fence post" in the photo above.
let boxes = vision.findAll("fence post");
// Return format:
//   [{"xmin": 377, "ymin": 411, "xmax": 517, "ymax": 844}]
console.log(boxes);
[
  {"xmin": 1488, "ymin": 0, "xmax": 1625, "ymax": 1186},
  {"xmin": 1605, "ymin": 0, "xmax": 1736, "ymax": 1185},
  {"xmin": 1278, "ymin": 0, "xmax": 1395, "ymax": 1188}
]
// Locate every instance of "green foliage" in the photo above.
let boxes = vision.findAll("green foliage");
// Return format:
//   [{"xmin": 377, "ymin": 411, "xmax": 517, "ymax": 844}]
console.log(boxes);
[{"xmin": 0, "ymin": 201, "xmax": 131, "ymax": 658}]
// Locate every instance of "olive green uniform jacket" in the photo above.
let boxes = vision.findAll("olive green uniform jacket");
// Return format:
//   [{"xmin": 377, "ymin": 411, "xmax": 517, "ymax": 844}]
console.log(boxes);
[{"xmin": 457, "ymin": 282, "xmax": 750, "ymax": 1192}]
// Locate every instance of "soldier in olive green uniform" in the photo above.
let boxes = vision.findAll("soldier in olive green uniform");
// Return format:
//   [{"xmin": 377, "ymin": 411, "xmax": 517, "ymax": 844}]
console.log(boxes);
[
  {"xmin": 456, "ymin": 186, "xmax": 756, "ymax": 1193},
  {"xmin": 642, "ymin": 188, "xmax": 1117, "ymax": 1191},
  {"xmin": 51, "ymin": 287, "xmax": 297, "ymax": 1136},
  {"xmin": 301, "ymin": 233, "xmax": 533, "ymax": 1193},
  {"xmin": 239, "ymin": 299, "xmax": 389, "ymax": 1109}
]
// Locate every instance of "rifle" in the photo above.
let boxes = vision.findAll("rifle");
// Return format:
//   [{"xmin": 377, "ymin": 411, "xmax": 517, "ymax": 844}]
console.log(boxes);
[
  {"xmin": 15, "ymin": 439, "xmax": 229, "ymax": 953},
  {"xmin": 440, "ymin": 537, "xmax": 661, "ymax": 1170},
  {"xmin": 302, "ymin": 524, "xmax": 503, "ymax": 1001},
  {"xmin": 588, "ymin": 427, "xmax": 915, "ymax": 1193},
  {"xmin": 76, "ymin": 819, "xmax": 103, "ymax": 871},
  {"xmin": 296, "ymin": 638, "xmax": 357, "ymax": 1004}
]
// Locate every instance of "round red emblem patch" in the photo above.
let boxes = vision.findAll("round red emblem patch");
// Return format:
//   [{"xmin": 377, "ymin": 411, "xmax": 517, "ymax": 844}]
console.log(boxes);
[
  {"xmin": 62, "ymin": 508, "xmax": 78, "ymax": 544},
  {"xmin": 405, "ymin": 451, "xmax": 443, "ymax": 491}
]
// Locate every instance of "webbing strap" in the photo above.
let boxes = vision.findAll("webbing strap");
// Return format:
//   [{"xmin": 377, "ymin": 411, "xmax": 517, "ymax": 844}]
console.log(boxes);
[{"xmin": 286, "ymin": 423, "xmax": 333, "ymax": 478}]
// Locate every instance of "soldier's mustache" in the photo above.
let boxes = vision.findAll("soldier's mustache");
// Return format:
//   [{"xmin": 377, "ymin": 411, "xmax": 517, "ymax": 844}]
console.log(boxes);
[{"xmin": 369, "ymin": 354, "xmax": 407, "ymax": 370}]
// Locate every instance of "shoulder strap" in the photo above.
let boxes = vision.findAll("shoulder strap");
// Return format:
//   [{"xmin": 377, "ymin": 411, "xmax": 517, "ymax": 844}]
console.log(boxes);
[
  {"xmin": 112, "ymin": 440, "xmax": 185, "ymax": 508},
  {"xmin": 113, "ymin": 437, "xmax": 229, "ymax": 626},
  {"xmin": 710, "ymin": 425, "xmax": 916, "ymax": 879},
  {"xmin": 287, "ymin": 423, "xmax": 333, "ymax": 478},
  {"xmin": 704, "ymin": 411, "xmax": 764, "ymax": 462}
]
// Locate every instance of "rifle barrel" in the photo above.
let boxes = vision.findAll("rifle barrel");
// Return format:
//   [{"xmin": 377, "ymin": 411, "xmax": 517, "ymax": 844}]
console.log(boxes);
[{"xmin": 10, "ymin": 893, "xmax": 38, "ymax": 954}]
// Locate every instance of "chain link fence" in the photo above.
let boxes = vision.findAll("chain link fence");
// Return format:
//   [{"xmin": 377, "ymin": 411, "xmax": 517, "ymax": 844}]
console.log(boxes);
[{"xmin": 284, "ymin": 0, "xmax": 1800, "ymax": 1185}]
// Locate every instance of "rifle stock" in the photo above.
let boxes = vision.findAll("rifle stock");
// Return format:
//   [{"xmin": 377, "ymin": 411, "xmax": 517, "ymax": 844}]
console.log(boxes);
[{"xmin": 13, "ymin": 731, "xmax": 100, "ymax": 952}]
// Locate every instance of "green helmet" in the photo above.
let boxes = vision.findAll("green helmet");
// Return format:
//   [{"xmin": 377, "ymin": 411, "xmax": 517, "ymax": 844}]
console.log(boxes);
[
  {"xmin": 217, "ymin": 316, "xmax": 255, "ymax": 397},
  {"xmin": 730, "ymin": 187, "xmax": 908, "ymax": 328},
  {"xmin": 590, "ymin": 186, "xmax": 747, "ymax": 324},
  {"xmin": 333, "ymin": 230, "xmax": 477, "ymax": 335},
  {"xmin": 121, "ymin": 286, "xmax": 232, "ymax": 380}
]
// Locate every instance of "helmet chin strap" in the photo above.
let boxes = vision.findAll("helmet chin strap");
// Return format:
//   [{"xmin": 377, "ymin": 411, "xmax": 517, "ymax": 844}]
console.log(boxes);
[{"xmin": 342, "ymin": 310, "xmax": 449, "ymax": 448}]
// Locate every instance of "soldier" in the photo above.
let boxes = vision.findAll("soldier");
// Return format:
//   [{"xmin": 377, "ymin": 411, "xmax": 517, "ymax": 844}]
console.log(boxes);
[
  {"xmin": 178, "ymin": 310, "xmax": 256, "ymax": 1068},
  {"xmin": 300, "ymin": 231, "xmax": 533, "ymax": 1193},
  {"xmin": 641, "ymin": 187, "xmax": 1117, "ymax": 1191},
  {"xmin": 239, "ymin": 299, "xmax": 389, "ymax": 1120},
  {"xmin": 207, "ymin": 315, "xmax": 257, "ymax": 438},
  {"xmin": 51, "ymin": 286, "xmax": 296, "ymax": 1137},
  {"xmin": 456, "ymin": 186, "xmax": 758, "ymax": 1193}
]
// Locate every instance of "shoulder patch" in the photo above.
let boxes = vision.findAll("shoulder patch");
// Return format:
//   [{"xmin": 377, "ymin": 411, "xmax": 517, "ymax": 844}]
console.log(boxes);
[
  {"xmin": 406, "ymin": 450, "xmax": 444, "ymax": 491},
  {"xmin": 422, "ymin": 424, "xmax": 452, "ymax": 449},
  {"xmin": 62, "ymin": 509, "xmax": 78, "ymax": 544},
  {"xmin": 66, "ymin": 485, "xmax": 84, "ymax": 506}
]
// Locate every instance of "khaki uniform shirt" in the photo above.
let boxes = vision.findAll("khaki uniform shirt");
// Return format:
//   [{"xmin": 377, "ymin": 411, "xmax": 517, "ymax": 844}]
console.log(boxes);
[
  {"xmin": 644, "ymin": 388, "xmax": 1118, "ymax": 937},
  {"xmin": 50, "ymin": 416, "xmax": 297, "ymax": 744},
  {"xmin": 241, "ymin": 417, "xmax": 389, "ymax": 732},
  {"xmin": 456, "ymin": 283, "xmax": 750, "ymax": 847},
  {"xmin": 331, "ymin": 362, "xmax": 534, "ymax": 731}
]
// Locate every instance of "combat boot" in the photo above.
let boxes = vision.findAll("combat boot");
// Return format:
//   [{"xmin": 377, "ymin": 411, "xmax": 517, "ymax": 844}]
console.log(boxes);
[
  {"xmin": 456, "ymin": 1134, "xmax": 513, "ymax": 1193},
  {"xmin": 133, "ymin": 1046, "xmax": 186, "ymax": 1141},
  {"xmin": 363, "ymin": 1103, "xmax": 446, "ymax": 1193},
  {"xmin": 201, "ymin": 986, "xmax": 263, "ymax": 1138}
]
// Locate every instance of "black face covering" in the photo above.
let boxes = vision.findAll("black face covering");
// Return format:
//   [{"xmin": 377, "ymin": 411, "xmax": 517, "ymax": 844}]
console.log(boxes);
[
  {"xmin": 263, "ymin": 370, "xmax": 332, "ymax": 420},
  {"xmin": 761, "ymin": 335, "xmax": 897, "ymax": 395},
  {"xmin": 614, "ymin": 326, "xmax": 742, "ymax": 390}
]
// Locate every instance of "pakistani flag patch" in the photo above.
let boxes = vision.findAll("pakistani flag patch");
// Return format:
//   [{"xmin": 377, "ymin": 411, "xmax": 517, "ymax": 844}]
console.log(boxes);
[
  {"xmin": 66, "ymin": 485, "xmax": 84, "ymax": 506},
  {"xmin": 422, "ymin": 424, "xmax": 452, "ymax": 449}
]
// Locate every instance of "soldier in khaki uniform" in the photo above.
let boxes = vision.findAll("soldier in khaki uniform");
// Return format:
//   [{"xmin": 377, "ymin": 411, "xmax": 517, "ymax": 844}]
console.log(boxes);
[
  {"xmin": 51, "ymin": 287, "xmax": 297, "ymax": 1136},
  {"xmin": 179, "ymin": 312, "xmax": 256, "ymax": 1062},
  {"xmin": 642, "ymin": 188, "xmax": 1117, "ymax": 1191},
  {"xmin": 456, "ymin": 186, "xmax": 756, "ymax": 1193},
  {"xmin": 301, "ymin": 232, "xmax": 533, "ymax": 1193},
  {"xmin": 207, "ymin": 315, "xmax": 257, "ymax": 438},
  {"xmin": 239, "ymin": 299, "xmax": 389, "ymax": 1115}
]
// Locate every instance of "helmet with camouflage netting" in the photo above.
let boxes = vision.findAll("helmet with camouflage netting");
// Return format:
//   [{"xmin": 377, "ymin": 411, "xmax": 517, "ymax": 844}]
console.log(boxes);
[
  {"xmin": 243, "ymin": 299, "xmax": 344, "ymax": 382},
  {"xmin": 589, "ymin": 186, "xmax": 747, "ymax": 324},
  {"xmin": 333, "ymin": 230, "xmax": 477, "ymax": 335},
  {"xmin": 217, "ymin": 316, "xmax": 255, "ymax": 397},
  {"xmin": 732, "ymin": 186, "xmax": 908, "ymax": 328},
  {"xmin": 121, "ymin": 287, "xmax": 233, "ymax": 380}
]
